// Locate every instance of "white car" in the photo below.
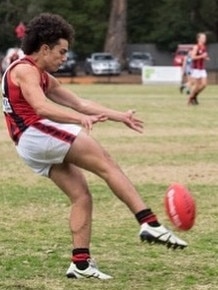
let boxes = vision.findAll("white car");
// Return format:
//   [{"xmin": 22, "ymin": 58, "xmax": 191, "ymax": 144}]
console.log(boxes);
[{"xmin": 85, "ymin": 53, "xmax": 121, "ymax": 76}]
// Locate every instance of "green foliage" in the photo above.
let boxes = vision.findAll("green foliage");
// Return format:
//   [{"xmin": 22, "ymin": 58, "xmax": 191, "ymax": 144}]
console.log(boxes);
[
  {"xmin": 0, "ymin": 0, "xmax": 43, "ymax": 51},
  {"xmin": 35, "ymin": 0, "xmax": 110, "ymax": 57},
  {"xmin": 127, "ymin": 0, "xmax": 163, "ymax": 44},
  {"xmin": 128, "ymin": 0, "xmax": 218, "ymax": 50},
  {"xmin": 150, "ymin": 0, "xmax": 196, "ymax": 51},
  {"xmin": 147, "ymin": 0, "xmax": 218, "ymax": 50},
  {"xmin": 0, "ymin": 0, "xmax": 218, "ymax": 54},
  {"xmin": 0, "ymin": 0, "xmax": 109, "ymax": 56}
]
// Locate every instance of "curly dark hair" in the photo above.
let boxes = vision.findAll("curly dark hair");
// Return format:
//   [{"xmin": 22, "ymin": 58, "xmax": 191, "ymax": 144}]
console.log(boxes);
[{"xmin": 22, "ymin": 13, "xmax": 75, "ymax": 54}]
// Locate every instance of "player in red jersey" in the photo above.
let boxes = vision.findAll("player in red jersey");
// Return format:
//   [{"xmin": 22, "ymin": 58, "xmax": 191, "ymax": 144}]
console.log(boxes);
[
  {"xmin": 188, "ymin": 33, "xmax": 209, "ymax": 105},
  {"xmin": 2, "ymin": 13, "xmax": 187, "ymax": 279}
]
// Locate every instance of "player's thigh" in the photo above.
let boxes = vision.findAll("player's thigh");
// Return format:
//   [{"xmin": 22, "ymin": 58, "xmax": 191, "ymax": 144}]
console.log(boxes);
[
  {"xmin": 64, "ymin": 130, "xmax": 116, "ymax": 175},
  {"xmin": 194, "ymin": 76, "xmax": 203, "ymax": 88}
]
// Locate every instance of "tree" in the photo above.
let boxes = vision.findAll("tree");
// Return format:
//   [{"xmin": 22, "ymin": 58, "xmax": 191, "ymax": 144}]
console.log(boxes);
[{"xmin": 104, "ymin": 0, "xmax": 127, "ymax": 63}]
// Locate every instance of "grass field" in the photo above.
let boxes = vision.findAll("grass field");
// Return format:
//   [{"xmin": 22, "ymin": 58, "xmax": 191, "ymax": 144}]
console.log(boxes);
[{"xmin": 0, "ymin": 84, "xmax": 218, "ymax": 290}]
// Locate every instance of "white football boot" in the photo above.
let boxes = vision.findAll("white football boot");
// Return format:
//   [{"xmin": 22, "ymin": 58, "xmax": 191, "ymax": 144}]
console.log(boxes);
[
  {"xmin": 66, "ymin": 259, "xmax": 112, "ymax": 280},
  {"xmin": 139, "ymin": 223, "xmax": 188, "ymax": 249}
]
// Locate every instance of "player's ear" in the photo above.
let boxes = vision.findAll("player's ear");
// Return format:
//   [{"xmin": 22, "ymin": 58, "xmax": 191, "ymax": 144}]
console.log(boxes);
[{"xmin": 41, "ymin": 44, "xmax": 50, "ymax": 55}]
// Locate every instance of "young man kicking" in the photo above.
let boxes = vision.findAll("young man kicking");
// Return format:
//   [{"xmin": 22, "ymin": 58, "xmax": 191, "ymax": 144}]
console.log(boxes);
[{"xmin": 2, "ymin": 13, "xmax": 187, "ymax": 280}]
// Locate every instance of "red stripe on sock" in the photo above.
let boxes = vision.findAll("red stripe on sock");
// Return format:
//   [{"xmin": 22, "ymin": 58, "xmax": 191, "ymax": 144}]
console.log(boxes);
[
  {"xmin": 140, "ymin": 214, "xmax": 157, "ymax": 225},
  {"xmin": 72, "ymin": 253, "xmax": 90, "ymax": 263}
]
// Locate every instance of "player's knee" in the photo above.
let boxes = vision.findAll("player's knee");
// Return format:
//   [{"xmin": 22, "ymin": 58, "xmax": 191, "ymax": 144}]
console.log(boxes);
[
  {"xmin": 97, "ymin": 157, "xmax": 120, "ymax": 180},
  {"xmin": 75, "ymin": 190, "xmax": 92, "ymax": 206}
]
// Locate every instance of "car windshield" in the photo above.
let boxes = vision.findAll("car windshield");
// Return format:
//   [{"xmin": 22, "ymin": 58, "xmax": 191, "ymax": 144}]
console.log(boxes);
[
  {"xmin": 94, "ymin": 54, "xmax": 113, "ymax": 61},
  {"xmin": 132, "ymin": 53, "xmax": 150, "ymax": 60}
]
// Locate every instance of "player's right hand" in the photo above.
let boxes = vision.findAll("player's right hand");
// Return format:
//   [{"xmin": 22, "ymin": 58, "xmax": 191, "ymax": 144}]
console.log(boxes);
[{"xmin": 122, "ymin": 110, "xmax": 144, "ymax": 133}]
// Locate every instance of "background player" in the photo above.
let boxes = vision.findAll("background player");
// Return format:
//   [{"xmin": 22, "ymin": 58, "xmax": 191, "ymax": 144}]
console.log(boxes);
[
  {"xmin": 188, "ymin": 33, "xmax": 209, "ymax": 105},
  {"xmin": 180, "ymin": 49, "xmax": 193, "ymax": 95}
]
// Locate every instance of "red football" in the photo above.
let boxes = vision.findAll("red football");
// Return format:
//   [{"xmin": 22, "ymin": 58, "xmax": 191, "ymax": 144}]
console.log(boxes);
[{"xmin": 164, "ymin": 183, "xmax": 196, "ymax": 231}]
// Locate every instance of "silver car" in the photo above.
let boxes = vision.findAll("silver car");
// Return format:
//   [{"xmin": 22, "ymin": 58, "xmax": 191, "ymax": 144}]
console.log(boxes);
[
  {"xmin": 127, "ymin": 52, "xmax": 154, "ymax": 74},
  {"xmin": 85, "ymin": 53, "xmax": 121, "ymax": 76}
]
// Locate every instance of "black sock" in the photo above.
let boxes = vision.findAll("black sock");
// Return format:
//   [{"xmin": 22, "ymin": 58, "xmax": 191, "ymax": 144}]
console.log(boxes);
[
  {"xmin": 135, "ymin": 209, "xmax": 160, "ymax": 227},
  {"xmin": 72, "ymin": 248, "xmax": 90, "ymax": 270}
]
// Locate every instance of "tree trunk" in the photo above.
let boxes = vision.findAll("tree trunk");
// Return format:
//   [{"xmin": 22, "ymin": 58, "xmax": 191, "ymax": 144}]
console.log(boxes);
[{"xmin": 104, "ymin": 0, "xmax": 127, "ymax": 65}]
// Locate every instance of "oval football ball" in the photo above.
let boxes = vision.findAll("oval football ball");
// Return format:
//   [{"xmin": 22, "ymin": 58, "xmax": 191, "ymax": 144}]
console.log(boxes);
[{"xmin": 164, "ymin": 183, "xmax": 196, "ymax": 231}]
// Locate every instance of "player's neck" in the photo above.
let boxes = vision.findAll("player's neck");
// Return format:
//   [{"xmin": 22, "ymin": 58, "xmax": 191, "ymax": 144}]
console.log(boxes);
[{"xmin": 26, "ymin": 53, "xmax": 45, "ymax": 72}]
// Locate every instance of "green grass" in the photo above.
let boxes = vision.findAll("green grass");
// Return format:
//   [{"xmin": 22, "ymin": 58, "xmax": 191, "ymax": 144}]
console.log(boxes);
[{"xmin": 1, "ymin": 84, "xmax": 218, "ymax": 289}]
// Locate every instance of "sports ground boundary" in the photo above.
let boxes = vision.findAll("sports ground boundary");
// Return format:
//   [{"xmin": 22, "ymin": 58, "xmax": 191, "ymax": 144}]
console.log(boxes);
[{"xmin": 57, "ymin": 71, "xmax": 218, "ymax": 85}]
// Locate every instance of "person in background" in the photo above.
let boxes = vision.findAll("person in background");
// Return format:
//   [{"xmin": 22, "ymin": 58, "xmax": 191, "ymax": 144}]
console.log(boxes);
[
  {"xmin": 180, "ymin": 50, "xmax": 193, "ymax": 95},
  {"xmin": 188, "ymin": 33, "xmax": 209, "ymax": 105}
]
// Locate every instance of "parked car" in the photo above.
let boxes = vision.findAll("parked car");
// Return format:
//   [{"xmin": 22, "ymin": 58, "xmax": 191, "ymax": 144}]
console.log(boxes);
[
  {"xmin": 85, "ymin": 52, "xmax": 121, "ymax": 76},
  {"xmin": 54, "ymin": 50, "xmax": 77, "ymax": 76},
  {"xmin": 127, "ymin": 52, "xmax": 154, "ymax": 74},
  {"xmin": 173, "ymin": 44, "xmax": 193, "ymax": 66}
]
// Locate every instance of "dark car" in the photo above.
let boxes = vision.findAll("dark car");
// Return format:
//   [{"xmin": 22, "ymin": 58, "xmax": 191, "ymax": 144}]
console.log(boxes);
[
  {"xmin": 54, "ymin": 50, "xmax": 77, "ymax": 76},
  {"xmin": 127, "ymin": 52, "xmax": 154, "ymax": 74}
]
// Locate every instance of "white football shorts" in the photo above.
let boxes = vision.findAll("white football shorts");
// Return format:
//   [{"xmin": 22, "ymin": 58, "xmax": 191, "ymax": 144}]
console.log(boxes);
[
  {"xmin": 16, "ymin": 119, "xmax": 82, "ymax": 177},
  {"xmin": 191, "ymin": 69, "xmax": 207, "ymax": 79}
]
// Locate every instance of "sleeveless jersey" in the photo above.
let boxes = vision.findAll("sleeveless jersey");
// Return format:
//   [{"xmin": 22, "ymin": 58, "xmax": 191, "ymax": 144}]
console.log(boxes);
[
  {"xmin": 192, "ymin": 45, "xmax": 207, "ymax": 70},
  {"xmin": 2, "ymin": 56, "xmax": 49, "ymax": 144}
]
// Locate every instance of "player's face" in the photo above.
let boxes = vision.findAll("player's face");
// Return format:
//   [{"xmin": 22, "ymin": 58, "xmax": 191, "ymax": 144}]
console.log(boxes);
[
  {"xmin": 198, "ymin": 34, "xmax": 206, "ymax": 45},
  {"xmin": 43, "ymin": 39, "xmax": 69, "ymax": 72}
]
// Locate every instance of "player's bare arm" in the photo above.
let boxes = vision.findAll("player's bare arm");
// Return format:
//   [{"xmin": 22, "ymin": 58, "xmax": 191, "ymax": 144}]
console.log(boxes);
[
  {"xmin": 12, "ymin": 64, "xmax": 106, "ymax": 130},
  {"xmin": 191, "ymin": 45, "xmax": 207, "ymax": 60},
  {"xmin": 47, "ymin": 74, "xmax": 144, "ymax": 133}
]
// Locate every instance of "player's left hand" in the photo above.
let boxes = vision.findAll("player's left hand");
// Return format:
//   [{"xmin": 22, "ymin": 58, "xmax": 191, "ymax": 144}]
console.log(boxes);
[
  {"xmin": 123, "ymin": 110, "xmax": 144, "ymax": 133},
  {"xmin": 80, "ymin": 113, "xmax": 108, "ymax": 133}
]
